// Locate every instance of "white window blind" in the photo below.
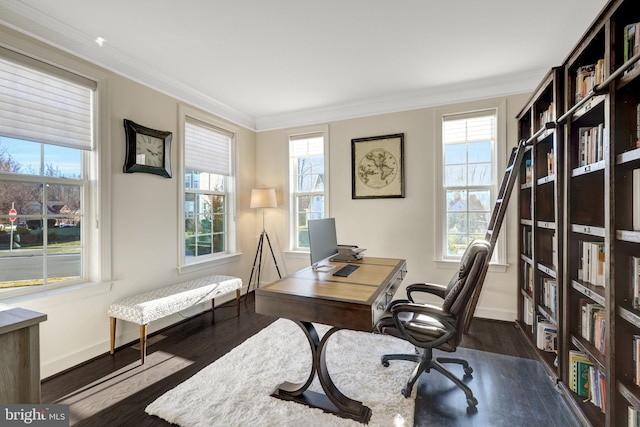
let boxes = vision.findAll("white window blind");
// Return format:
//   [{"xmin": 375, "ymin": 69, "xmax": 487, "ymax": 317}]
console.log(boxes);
[
  {"xmin": 0, "ymin": 49, "xmax": 95, "ymax": 150},
  {"xmin": 443, "ymin": 112, "xmax": 495, "ymax": 145},
  {"xmin": 185, "ymin": 119, "xmax": 232, "ymax": 176},
  {"xmin": 290, "ymin": 133, "xmax": 323, "ymax": 157}
]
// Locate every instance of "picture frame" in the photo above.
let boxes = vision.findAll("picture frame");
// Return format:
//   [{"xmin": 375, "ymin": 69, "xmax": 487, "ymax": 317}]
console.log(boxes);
[
  {"xmin": 352, "ymin": 133, "xmax": 405, "ymax": 199},
  {"xmin": 123, "ymin": 119, "xmax": 172, "ymax": 178}
]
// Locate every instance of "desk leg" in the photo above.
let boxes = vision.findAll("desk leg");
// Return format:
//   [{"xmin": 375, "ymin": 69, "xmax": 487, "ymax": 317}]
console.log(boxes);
[{"xmin": 271, "ymin": 321, "xmax": 372, "ymax": 424}]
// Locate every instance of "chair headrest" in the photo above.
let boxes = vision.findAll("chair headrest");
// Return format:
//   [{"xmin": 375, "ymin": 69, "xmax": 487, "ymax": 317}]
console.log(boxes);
[{"xmin": 442, "ymin": 239, "xmax": 490, "ymax": 314}]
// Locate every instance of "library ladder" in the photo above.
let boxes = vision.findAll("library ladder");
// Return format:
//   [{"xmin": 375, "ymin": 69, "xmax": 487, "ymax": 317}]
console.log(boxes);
[{"xmin": 463, "ymin": 128, "xmax": 549, "ymax": 333}]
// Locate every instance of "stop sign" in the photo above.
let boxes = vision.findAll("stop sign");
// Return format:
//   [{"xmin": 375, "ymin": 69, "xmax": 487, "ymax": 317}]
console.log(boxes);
[{"xmin": 9, "ymin": 208, "xmax": 16, "ymax": 222}]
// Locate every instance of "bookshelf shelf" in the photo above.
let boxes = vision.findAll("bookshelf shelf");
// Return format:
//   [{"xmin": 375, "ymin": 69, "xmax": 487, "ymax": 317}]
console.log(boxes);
[
  {"xmin": 571, "ymin": 161, "xmax": 606, "ymax": 177},
  {"xmin": 563, "ymin": 387, "xmax": 606, "ymax": 427},
  {"xmin": 537, "ymin": 220, "xmax": 556, "ymax": 230},
  {"xmin": 538, "ymin": 304, "xmax": 557, "ymax": 323},
  {"xmin": 617, "ymin": 230, "xmax": 640, "ymax": 244},
  {"xmin": 618, "ymin": 306, "xmax": 640, "ymax": 329},
  {"xmin": 571, "ymin": 334, "xmax": 606, "ymax": 372},
  {"xmin": 537, "ymin": 263, "xmax": 557, "ymax": 278},
  {"xmin": 618, "ymin": 381, "xmax": 640, "ymax": 412},
  {"xmin": 616, "ymin": 147, "xmax": 640, "ymax": 165},
  {"xmin": 571, "ymin": 95, "xmax": 606, "ymax": 122},
  {"xmin": 572, "ymin": 280, "xmax": 606, "ymax": 306},
  {"xmin": 616, "ymin": 64, "xmax": 640, "ymax": 91},
  {"xmin": 571, "ymin": 224, "xmax": 606, "ymax": 237}
]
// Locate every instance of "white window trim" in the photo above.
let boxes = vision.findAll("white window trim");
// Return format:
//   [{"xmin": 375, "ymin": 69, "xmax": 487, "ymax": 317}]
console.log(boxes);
[
  {"xmin": 284, "ymin": 124, "xmax": 329, "ymax": 253},
  {"xmin": 177, "ymin": 104, "xmax": 239, "ymax": 274},
  {"xmin": 434, "ymin": 100, "xmax": 508, "ymax": 272},
  {"xmin": 0, "ymin": 33, "xmax": 113, "ymax": 301}
]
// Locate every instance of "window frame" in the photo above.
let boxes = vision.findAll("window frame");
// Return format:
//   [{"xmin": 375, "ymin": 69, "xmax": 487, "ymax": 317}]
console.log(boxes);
[
  {"xmin": 178, "ymin": 104, "xmax": 238, "ymax": 274},
  {"xmin": 435, "ymin": 101, "xmax": 507, "ymax": 270},
  {"xmin": 0, "ymin": 40, "xmax": 112, "ymax": 301},
  {"xmin": 286, "ymin": 125, "xmax": 329, "ymax": 252}
]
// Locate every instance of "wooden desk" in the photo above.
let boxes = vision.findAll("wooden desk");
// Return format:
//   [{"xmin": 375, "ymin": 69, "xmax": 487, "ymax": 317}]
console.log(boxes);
[{"xmin": 255, "ymin": 257, "xmax": 407, "ymax": 423}]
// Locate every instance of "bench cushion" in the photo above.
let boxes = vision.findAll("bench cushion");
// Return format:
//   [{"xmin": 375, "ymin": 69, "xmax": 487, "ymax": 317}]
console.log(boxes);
[{"xmin": 107, "ymin": 275, "xmax": 242, "ymax": 325}]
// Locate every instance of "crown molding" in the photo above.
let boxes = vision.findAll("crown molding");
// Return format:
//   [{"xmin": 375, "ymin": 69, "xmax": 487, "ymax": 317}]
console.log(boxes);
[
  {"xmin": 1, "ymin": 0, "xmax": 540, "ymax": 133},
  {"xmin": 255, "ymin": 69, "xmax": 543, "ymax": 131}
]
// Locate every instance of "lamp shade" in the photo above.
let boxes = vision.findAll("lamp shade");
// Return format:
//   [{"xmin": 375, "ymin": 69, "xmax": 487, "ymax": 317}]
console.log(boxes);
[{"xmin": 250, "ymin": 188, "xmax": 277, "ymax": 208}]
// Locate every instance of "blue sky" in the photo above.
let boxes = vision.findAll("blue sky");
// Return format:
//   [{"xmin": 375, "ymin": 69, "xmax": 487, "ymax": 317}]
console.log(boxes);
[{"xmin": 0, "ymin": 137, "xmax": 82, "ymax": 178}]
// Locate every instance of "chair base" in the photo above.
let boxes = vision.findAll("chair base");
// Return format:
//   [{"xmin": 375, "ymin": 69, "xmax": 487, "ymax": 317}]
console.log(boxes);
[{"xmin": 381, "ymin": 348, "xmax": 478, "ymax": 409}]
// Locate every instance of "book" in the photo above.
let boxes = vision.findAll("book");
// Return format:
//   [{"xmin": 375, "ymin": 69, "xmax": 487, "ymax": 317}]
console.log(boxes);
[
  {"xmin": 569, "ymin": 350, "xmax": 592, "ymax": 397},
  {"xmin": 536, "ymin": 318, "xmax": 557, "ymax": 352},
  {"xmin": 577, "ymin": 125, "xmax": 605, "ymax": 166},
  {"xmin": 624, "ymin": 22, "xmax": 640, "ymax": 74},
  {"xmin": 575, "ymin": 60, "xmax": 605, "ymax": 102},
  {"xmin": 524, "ymin": 295, "xmax": 533, "ymax": 326},
  {"xmin": 634, "ymin": 335, "xmax": 640, "ymax": 386},
  {"xmin": 633, "ymin": 256, "xmax": 640, "ymax": 310},
  {"xmin": 637, "ymin": 103, "xmax": 640, "ymax": 148},
  {"xmin": 576, "ymin": 360, "xmax": 592, "ymax": 398},
  {"xmin": 628, "ymin": 405, "xmax": 639, "ymax": 427},
  {"xmin": 579, "ymin": 241, "xmax": 605, "ymax": 286},
  {"xmin": 634, "ymin": 169, "xmax": 640, "ymax": 230},
  {"xmin": 542, "ymin": 277, "xmax": 558, "ymax": 316}
]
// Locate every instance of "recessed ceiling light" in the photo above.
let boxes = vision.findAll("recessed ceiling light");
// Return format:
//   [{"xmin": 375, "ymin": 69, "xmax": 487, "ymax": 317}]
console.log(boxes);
[{"xmin": 95, "ymin": 37, "xmax": 106, "ymax": 47}]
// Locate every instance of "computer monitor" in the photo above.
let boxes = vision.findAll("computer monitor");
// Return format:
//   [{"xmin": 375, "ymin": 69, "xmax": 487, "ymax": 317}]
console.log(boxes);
[{"xmin": 308, "ymin": 218, "xmax": 338, "ymax": 269}]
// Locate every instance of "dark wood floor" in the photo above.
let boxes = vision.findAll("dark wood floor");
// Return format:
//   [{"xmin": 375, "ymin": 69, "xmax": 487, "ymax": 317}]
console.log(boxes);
[{"xmin": 41, "ymin": 294, "xmax": 571, "ymax": 426}]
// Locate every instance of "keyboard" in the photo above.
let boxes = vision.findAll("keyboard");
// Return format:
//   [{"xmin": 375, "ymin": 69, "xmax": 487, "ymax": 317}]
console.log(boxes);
[{"xmin": 332, "ymin": 264, "xmax": 360, "ymax": 277}]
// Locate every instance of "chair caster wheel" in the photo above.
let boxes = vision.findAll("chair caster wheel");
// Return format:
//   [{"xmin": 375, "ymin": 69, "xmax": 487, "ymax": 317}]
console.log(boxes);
[
  {"xmin": 464, "ymin": 366, "xmax": 473, "ymax": 375},
  {"xmin": 381, "ymin": 358, "xmax": 389, "ymax": 367},
  {"xmin": 467, "ymin": 397, "xmax": 478, "ymax": 409}
]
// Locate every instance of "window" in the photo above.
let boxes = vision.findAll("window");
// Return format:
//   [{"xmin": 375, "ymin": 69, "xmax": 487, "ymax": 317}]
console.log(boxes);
[
  {"xmin": 181, "ymin": 111, "xmax": 236, "ymax": 267},
  {"xmin": 0, "ymin": 47, "xmax": 101, "ymax": 294},
  {"xmin": 441, "ymin": 110, "xmax": 497, "ymax": 260},
  {"xmin": 289, "ymin": 130, "xmax": 328, "ymax": 251}
]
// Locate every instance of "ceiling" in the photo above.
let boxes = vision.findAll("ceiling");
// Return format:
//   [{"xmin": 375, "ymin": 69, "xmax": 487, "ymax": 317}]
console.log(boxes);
[{"xmin": 0, "ymin": 0, "xmax": 608, "ymax": 131}]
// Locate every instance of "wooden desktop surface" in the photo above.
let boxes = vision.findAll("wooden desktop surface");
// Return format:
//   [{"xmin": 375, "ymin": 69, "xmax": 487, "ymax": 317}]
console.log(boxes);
[{"xmin": 255, "ymin": 257, "xmax": 407, "ymax": 332}]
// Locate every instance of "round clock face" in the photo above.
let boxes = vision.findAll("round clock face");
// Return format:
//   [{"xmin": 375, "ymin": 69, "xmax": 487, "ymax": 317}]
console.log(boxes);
[
  {"xmin": 357, "ymin": 148, "xmax": 398, "ymax": 189},
  {"xmin": 136, "ymin": 134, "xmax": 164, "ymax": 167}
]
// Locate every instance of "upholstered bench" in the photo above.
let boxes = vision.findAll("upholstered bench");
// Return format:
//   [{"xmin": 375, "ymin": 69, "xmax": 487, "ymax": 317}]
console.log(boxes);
[{"xmin": 108, "ymin": 274, "xmax": 242, "ymax": 364}]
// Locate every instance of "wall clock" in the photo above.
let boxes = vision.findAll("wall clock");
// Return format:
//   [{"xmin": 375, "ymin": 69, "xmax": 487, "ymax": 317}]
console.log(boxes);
[{"xmin": 123, "ymin": 119, "xmax": 172, "ymax": 178}]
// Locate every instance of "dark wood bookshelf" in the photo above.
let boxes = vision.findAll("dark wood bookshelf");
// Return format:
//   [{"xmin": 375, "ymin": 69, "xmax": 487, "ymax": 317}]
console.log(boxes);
[{"xmin": 516, "ymin": 0, "xmax": 640, "ymax": 424}]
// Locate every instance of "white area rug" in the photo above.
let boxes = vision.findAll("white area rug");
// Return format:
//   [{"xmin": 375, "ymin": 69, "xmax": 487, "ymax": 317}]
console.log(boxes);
[{"xmin": 146, "ymin": 319, "xmax": 417, "ymax": 426}]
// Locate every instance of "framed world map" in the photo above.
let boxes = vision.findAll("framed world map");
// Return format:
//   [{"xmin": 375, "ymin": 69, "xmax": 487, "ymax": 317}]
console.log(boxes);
[{"xmin": 351, "ymin": 133, "xmax": 405, "ymax": 199}]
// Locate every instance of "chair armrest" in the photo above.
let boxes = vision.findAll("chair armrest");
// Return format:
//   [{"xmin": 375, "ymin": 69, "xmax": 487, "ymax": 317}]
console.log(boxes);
[
  {"xmin": 390, "ymin": 301, "xmax": 452, "ymax": 323},
  {"xmin": 406, "ymin": 282, "xmax": 447, "ymax": 302}
]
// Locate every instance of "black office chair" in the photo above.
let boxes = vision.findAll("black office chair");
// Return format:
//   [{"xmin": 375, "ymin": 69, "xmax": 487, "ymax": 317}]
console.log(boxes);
[{"xmin": 375, "ymin": 239, "xmax": 490, "ymax": 409}]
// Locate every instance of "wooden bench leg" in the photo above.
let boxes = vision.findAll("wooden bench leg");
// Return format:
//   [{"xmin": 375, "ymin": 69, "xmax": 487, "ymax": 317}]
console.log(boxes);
[
  {"xmin": 110, "ymin": 317, "xmax": 116, "ymax": 355},
  {"xmin": 236, "ymin": 289, "xmax": 240, "ymax": 317},
  {"xmin": 211, "ymin": 298, "xmax": 216, "ymax": 324},
  {"xmin": 140, "ymin": 324, "xmax": 148, "ymax": 365}
]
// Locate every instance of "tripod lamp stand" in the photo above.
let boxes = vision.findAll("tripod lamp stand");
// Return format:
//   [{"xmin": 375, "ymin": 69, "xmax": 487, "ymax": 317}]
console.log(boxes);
[{"xmin": 247, "ymin": 188, "xmax": 282, "ymax": 294}]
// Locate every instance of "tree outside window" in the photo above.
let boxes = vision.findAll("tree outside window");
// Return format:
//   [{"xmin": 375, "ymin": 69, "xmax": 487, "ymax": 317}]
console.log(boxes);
[{"xmin": 443, "ymin": 113, "xmax": 495, "ymax": 257}]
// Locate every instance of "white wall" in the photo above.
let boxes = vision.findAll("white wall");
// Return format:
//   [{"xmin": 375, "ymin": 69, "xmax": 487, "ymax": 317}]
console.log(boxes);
[
  {"xmin": 255, "ymin": 93, "xmax": 531, "ymax": 321},
  {"xmin": 0, "ymin": 24, "xmax": 257, "ymax": 378}
]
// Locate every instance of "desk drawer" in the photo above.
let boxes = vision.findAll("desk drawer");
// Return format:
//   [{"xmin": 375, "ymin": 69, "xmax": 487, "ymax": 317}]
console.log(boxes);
[{"xmin": 372, "ymin": 265, "xmax": 406, "ymax": 325}]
